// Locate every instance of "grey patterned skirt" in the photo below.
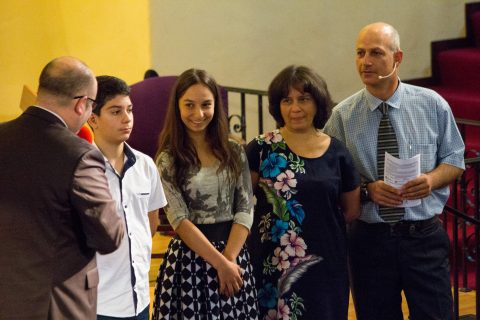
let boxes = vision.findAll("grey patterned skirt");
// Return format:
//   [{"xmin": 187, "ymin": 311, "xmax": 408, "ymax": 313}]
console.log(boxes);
[{"xmin": 152, "ymin": 223, "xmax": 259, "ymax": 320}]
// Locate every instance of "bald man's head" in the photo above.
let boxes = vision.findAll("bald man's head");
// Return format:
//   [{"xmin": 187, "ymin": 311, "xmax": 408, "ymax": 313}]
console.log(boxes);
[
  {"xmin": 38, "ymin": 56, "xmax": 96, "ymax": 105},
  {"xmin": 355, "ymin": 22, "xmax": 403, "ymax": 99},
  {"xmin": 358, "ymin": 22, "xmax": 401, "ymax": 53}
]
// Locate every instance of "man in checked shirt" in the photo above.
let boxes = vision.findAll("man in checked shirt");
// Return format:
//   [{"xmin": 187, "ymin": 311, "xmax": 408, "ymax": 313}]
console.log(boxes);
[{"xmin": 324, "ymin": 22, "xmax": 465, "ymax": 320}]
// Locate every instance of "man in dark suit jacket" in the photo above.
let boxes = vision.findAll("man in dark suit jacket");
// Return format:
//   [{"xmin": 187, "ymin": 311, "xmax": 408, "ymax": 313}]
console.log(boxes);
[{"xmin": 0, "ymin": 56, "xmax": 124, "ymax": 319}]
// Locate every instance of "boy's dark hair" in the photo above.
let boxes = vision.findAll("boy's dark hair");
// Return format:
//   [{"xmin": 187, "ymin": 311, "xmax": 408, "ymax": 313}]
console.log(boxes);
[{"xmin": 93, "ymin": 75, "xmax": 130, "ymax": 115}]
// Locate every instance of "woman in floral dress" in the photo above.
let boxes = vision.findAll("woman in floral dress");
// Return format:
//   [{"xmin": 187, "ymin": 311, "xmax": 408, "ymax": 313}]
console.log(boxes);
[{"xmin": 246, "ymin": 65, "xmax": 360, "ymax": 319}]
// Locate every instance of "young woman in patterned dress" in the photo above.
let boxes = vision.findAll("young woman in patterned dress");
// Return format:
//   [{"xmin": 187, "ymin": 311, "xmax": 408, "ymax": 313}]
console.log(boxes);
[
  {"xmin": 246, "ymin": 65, "xmax": 360, "ymax": 319},
  {"xmin": 151, "ymin": 68, "xmax": 259, "ymax": 320}
]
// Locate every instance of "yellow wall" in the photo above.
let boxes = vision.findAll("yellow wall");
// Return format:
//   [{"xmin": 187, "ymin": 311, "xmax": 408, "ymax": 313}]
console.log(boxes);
[{"xmin": 0, "ymin": 0, "xmax": 151, "ymax": 122}]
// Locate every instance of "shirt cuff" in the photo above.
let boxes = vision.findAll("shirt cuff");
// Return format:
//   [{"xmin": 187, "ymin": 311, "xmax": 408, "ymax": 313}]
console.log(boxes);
[
  {"xmin": 441, "ymin": 155, "xmax": 466, "ymax": 170},
  {"xmin": 232, "ymin": 211, "xmax": 253, "ymax": 230}
]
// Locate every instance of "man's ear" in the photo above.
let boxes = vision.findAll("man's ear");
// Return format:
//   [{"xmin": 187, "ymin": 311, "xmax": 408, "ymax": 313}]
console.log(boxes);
[
  {"xmin": 73, "ymin": 97, "xmax": 86, "ymax": 116},
  {"xmin": 88, "ymin": 113, "xmax": 98, "ymax": 129},
  {"xmin": 394, "ymin": 50, "xmax": 403, "ymax": 66}
]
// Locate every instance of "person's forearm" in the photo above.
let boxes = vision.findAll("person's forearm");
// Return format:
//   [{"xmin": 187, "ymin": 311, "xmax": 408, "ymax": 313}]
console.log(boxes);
[
  {"xmin": 175, "ymin": 219, "xmax": 229, "ymax": 269},
  {"xmin": 341, "ymin": 187, "xmax": 361, "ymax": 223},
  {"xmin": 427, "ymin": 163, "xmax": 464, "ymax": 190},
  {"xmin": 148, "ymin": 210, "xmax": 159, "ymax": 237},
  {"xmin": 223, "ymin": 223, "xmax": 249, "ymax": 262}
]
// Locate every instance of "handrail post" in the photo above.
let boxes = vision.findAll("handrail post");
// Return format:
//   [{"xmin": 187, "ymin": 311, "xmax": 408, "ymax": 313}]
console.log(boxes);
[
  {"xmin": 240, "ymin": 93, "xmax": 246, "ymax": 141},
  {"xmin": 460, "ymin": 173, "xmax": 471, "ymax": 291},
  {"xmin": 475, "ymin": 163, "xmax": 480, "ymax": 317},
  {"xmin": 453, "ymin": 213, "xmax": 460, "ymax": 318},
  {"xmin": 258, "ymin": 94, "xmax": 263, "ymax": 134}
]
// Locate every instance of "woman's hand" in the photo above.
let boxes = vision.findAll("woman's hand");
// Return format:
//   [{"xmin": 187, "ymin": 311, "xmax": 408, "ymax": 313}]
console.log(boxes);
[
  {"xmin": 218, "ymin": 223, "xmax": 249, "ymax": 297},
  {"xmin": 216, "ymin": 259, "xmax": 244, "ymax": 297}
]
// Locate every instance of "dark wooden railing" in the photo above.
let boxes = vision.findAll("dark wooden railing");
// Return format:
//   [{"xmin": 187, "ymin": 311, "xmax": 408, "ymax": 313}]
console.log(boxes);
[
  {"xmin": 446, "ymin": 156, "xmax": 480, "ymax": 319},
  {"xmin": 224, "ymin": 86, "xmax": 268, "ymax": 140},
  {"xmin": 452, "ymin": 117, "xmax": 480, "ymax": 319}
]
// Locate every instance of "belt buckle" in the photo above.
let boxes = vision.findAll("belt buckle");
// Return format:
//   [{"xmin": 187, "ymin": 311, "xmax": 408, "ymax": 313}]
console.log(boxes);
[
  {"xmin": 392, "ymin": 221, "xmax": 416, "ymax": 235},
  {"xmin": 408, "ymin": 224, "xmax": 416, "ymax": 234}
]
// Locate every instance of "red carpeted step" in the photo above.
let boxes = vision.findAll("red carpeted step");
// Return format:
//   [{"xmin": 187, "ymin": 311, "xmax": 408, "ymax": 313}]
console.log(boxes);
[{"xmin": 437, "ymin": 48, "xmax": 480, "ymax": 91}]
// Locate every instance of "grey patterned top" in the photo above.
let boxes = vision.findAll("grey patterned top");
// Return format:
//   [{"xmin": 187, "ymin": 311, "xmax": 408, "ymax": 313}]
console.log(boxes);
[{"xmin": 156, "ymin": 141, "xmax": 254, "ymax": 230}]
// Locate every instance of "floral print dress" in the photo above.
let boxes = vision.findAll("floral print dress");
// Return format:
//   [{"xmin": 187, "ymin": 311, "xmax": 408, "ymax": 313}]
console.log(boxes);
[{"xmin": 246, "ymin": 130, "xmax": 359, "ymax": 320}]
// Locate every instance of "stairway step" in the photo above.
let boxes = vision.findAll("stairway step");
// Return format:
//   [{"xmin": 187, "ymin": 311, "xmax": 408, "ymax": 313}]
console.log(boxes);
[{"xmin": 438, "ymin": 48, "xmax": 480, "ymax": 90}]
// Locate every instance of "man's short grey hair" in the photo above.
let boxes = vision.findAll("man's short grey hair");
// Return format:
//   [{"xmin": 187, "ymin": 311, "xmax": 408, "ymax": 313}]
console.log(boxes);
[{"xmin": 387, "ymin": 25, "xmax": 401, "ymax": 52}]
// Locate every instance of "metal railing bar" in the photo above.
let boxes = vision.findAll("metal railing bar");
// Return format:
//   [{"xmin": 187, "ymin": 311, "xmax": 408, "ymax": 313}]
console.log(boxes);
[
  {"xmin": 222, "ymin": 86, "xmax": 267, "ymax": 96},
  {"xmin": 240, "ymin": 93, "xmax": 246, "ymax": 141},
  {"xmin": 455, "ymin": 118, "xmax": 480, "ymax": 126},
  {"xmin": 453, "ymin": 213, "xmax": 460, "ymax": 318},
  {"xmin": 461, "ymin": 174, "xmax": 470, "ymax": 289},
  {"xmin": 465, "ymin": 157, "xmax": 480, "ymax": 165},
  {"xmin": 258, "ymin": 94, "xmax": 264, "ymax": 134},
  {"xmin": 444, "ymin": 205, "xmax": 480, "ymax": 225}
]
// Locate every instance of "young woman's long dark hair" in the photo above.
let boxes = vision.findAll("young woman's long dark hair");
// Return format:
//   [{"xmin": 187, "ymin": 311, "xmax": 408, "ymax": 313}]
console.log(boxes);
[{"xmin": 156, "ymin": 68, "xmax": 241, "ymax": 188}]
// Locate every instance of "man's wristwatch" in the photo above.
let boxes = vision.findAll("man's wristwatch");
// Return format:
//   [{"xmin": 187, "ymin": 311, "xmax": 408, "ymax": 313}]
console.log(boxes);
[{"xmin": 360, "ymin": 181, "xmax": 371, "ymax": 203}]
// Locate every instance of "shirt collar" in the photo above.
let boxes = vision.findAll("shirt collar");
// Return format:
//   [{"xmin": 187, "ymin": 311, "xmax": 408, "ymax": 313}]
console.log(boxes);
[
  {"xmin": 123, "ymin": 143, "xmax": 137, "ymax": 168},
  {"xmin": 92, "ymin": 142, "xmax": 137, "ymax": 176},
  {"xmin": 33, "ymin": 105, "xmax": 68, "ymax": 127},
  {"xmin": 363, "ymin": 79, "xmax": 404, "ymax": 111}
]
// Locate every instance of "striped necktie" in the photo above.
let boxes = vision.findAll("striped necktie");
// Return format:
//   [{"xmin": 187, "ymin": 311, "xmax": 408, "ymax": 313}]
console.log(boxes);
[{"xmin": 377, "ymin": 102, "xmax": 404, "ymax": 224}]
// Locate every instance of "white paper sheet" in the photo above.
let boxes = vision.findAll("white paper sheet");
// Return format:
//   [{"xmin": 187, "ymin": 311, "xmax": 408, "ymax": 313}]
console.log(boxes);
[{"xmin": 384, "ymin": 152, "xmax": 421, "ymax": 207}]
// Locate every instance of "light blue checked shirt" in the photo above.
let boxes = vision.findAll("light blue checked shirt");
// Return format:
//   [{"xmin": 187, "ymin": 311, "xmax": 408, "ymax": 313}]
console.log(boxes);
[{"xmin": 323, "ymin": 81, "xmax": 465, "ymax": 223}]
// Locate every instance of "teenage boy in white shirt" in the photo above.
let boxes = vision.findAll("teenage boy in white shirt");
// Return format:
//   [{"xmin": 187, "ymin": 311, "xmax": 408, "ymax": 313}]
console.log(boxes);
[{"xmin": 88, "ymin": 75, "xmax": 167, "ymax": 320}]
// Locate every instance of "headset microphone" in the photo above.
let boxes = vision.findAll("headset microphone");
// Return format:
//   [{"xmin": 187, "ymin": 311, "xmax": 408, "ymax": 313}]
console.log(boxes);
[{"xmin": 378, "ymin": 62, "xmax": 398, "ymax": 79}]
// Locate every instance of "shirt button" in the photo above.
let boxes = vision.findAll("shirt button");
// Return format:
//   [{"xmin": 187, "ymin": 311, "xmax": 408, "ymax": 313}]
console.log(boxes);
[
  {"xmin": 409, "ymin": 225, "xmax": 416, "ymax": 234},
  {"xmin": 124, "ymin": 205, "xmax": 127, "ymax": 209}
]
